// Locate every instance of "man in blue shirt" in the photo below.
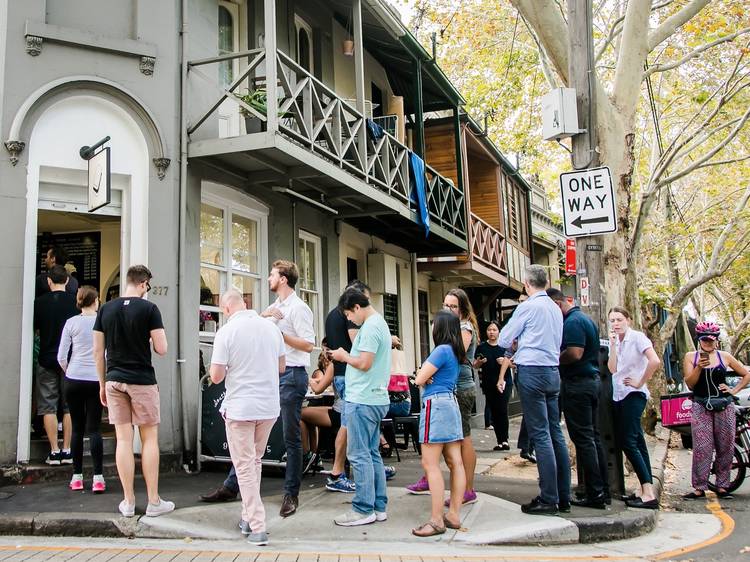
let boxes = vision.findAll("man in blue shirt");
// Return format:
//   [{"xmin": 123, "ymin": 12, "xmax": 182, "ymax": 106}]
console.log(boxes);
[
  {"xmin": 547, "ymin": 288, "xmax": 609, "ymax": 509},
  {"xmin": 499, "ymin": 265, "xmax": 570, "ymax": 515}
]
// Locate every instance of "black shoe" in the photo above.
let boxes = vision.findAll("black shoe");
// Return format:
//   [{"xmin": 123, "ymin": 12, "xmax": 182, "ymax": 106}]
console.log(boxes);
[
  {"xmin": 570, "ymin": 494, "xmax": 607, "ymax": 509},
  {"xmin": 521, "ymin": 497, "xmax": 558, "ymax": 515},
  {"xmin": 60, "ymin": 451, "xmax": 73, "ymax": 465},
  {"xmin": 200, "ymin": 485, "xmax": 238, "ymax": 503},
  {"xmin": 558, "ymin": 501, "xmax": 571, "ymax": 513},
  {"xmin": 279, "ymin": 494, "xmax": 298, "ymax": 517},
  {"xmin": 520, "ymin": 450, "xmax": 537, "ymax": 464},
  {"xmin": 619, "ymin": 493, "xmax": 638, "ymax": 502},
  {"xmin": 682, "ymin": 491, "xmax": 707, "ymax": 500},
  {"xmin": 45, "ymin": 451, "xmax": 62, "ymax": 465},
  {"xmin": 625, "ymin": 497, "xmax": 659, "ymax": 510},
  {"xmin": 717, "ymin": 490, "xmax": 734, "ymax": 499}
]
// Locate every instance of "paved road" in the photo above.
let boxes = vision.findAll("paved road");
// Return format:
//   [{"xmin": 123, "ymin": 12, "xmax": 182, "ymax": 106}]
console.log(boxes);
[{"xmin": 662, "ymin": 444, "xmax": 749, "ymax": 561}]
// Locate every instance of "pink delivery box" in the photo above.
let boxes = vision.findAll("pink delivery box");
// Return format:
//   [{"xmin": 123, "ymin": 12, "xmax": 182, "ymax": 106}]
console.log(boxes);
[{"xmin": 660, "ymin": 392, "xmax": 693, "ymax": 428}]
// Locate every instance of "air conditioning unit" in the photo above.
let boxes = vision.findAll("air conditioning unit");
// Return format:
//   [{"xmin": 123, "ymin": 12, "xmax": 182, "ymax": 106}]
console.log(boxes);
[{"xmin": 367, "ymin": 252, "xmax": 398, "ymax": 294}]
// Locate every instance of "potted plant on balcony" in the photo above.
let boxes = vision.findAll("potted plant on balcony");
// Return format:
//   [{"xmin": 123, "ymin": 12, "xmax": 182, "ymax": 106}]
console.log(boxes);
[
  {"xmin": 342, "ymin": 11, "xmax": 354, "ymax": 56},
  {"xmin": 235, "ymin": 88, "xmax": 268, "ymax": 133}
]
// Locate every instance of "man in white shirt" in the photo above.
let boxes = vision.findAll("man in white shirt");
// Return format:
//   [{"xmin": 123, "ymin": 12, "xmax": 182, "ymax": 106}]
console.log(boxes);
[
  {"xmin": 261, "ymin": 260, "xmax": 315, "ymax": 518},
  {"xmin": 210, "ymin": 289, "xmax": 285, "ymax": 546}
]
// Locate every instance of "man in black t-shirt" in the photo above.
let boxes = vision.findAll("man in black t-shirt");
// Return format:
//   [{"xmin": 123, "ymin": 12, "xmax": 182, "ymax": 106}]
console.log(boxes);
[
  {"xmin": 93, "ymin": 265, "xmax": 174, "ymax": 518},
  {"xmin": 547, "ymin": 288, "xmax": 609, "ymax": 508},
  {"xmin": 34, "ymin": 265, "xmax": 78, "ymax": 465}
]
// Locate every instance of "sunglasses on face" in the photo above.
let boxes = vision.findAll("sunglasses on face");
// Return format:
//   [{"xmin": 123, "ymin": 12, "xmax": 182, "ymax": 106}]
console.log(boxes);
[{"xmin": 146, "ymin": 281, "xmax": 152, "ymax": 293}]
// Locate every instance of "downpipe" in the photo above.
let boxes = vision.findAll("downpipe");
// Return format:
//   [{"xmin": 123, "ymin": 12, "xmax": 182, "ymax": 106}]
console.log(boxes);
[{"xmin": 177, "ymin": 0, "xmax": 197, "ymax": 473}]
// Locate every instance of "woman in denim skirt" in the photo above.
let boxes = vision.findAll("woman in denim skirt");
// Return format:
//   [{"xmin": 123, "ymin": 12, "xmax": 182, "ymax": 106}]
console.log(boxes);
[{"xmin": 412, "ymin": 311, "xmax": 466, "ymax": 537}]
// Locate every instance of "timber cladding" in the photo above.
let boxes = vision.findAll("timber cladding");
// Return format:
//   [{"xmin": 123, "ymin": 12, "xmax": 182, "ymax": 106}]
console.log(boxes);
[
  {"xmin": 425, "ymin": 125, "xmax": 459, "ymax": 187},
  {"xmin": 466, "ymin": 157, "xmax": 503, "ymax": 231}
]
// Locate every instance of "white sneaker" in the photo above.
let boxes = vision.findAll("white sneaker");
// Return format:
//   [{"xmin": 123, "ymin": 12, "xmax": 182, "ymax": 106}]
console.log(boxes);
[
  {"xmin": 118, "ymin": 500, "xmax": 135, "ymax": 517},
  {"xmin": 334, "ymin": 510, "xmax": 377, "ymax": 526},
  {"xmin": 145, "ymin": 498, "xmax": 175, "ymax": 517},
  {"xmin": 375, "ymin": 511, "xmax": 387, "ymax": 522}
]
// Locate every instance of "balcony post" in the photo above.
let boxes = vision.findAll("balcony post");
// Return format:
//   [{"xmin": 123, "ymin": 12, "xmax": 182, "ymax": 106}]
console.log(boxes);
[
  {"xmin": 413, "ymin": 57, "xmax": 425, "ymax": 157},
  {"xmin": 453, "ymin": 106, "xmax": 467, "ymax": 244},
  {"xmin": 353, "ymin": 0, "xmax": 367, "ymax": 175},
  {"xmin": 263, "ymin": 0, "xmax": 278, "ymax": 135}
]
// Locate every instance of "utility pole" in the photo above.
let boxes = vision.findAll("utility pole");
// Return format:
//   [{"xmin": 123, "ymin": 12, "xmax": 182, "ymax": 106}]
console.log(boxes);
[{"xmin": 568, "ymin": 0, "xmax": 625, "ymax": 497}]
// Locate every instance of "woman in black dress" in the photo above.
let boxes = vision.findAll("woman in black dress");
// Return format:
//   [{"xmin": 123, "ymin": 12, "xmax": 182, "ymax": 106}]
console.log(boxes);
[{"xmin": 475, "ymin": 321, "xmax": 512, "ymax": 451}]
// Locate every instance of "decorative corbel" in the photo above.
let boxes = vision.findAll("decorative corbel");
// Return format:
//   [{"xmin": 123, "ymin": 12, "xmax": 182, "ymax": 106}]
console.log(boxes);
[
  {"xmin": 153, "ymin": 157, "xmax": 171, "ymax": 180},
  {"xmin": 4, "ymin": 140, "xmax": 26, "ymax": 166},
  {"xmin": 139, "ymin": 56, "xmax": 156, "ymax": 76},
  {"xmin": 25, "ymin": 35, "xmax": 43, "ymax": 56}
]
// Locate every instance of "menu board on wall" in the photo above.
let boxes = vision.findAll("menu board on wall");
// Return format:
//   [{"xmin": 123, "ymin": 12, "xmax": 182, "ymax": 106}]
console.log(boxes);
[{"xmin": 37, "ymin": 232, "xmax": 101, "ymax": 290}]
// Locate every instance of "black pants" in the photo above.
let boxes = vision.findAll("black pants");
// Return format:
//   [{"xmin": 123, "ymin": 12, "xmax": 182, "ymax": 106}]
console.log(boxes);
[
  {"xmin": 613, "ymin": 392, "xmax": 652, "ymax": 485},
  {"xmin": 485, "ymin": 377, "xmax": 513, "ymax": 444},
  {"xmin": 64, "ymin": 379, "xmax": 103, "ymax": 474},
  {"xmin": 561, "ymin": 377, "xmax": 607, "ymax": 498}
]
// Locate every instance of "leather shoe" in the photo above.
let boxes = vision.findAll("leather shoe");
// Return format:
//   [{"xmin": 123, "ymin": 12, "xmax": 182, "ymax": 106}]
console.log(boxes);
[
  {"xmin": 280, "ymin": 494, "xmax": 299, "ymax": 517},
  {"xmin": 625, "ymin": 497, "xmax": 659, "ymax": 510},
  {"xmin": 571, "ymin": 494, "xmax": 607, "ymax": 509},
  {"xmin": 558, "ymin": 501, "xmax": 571, "ymax": 513},
  {"xmin": 520, "ymin": 450, "xmax": 537, "ymax": 464},
  {"xmin": 521, "ymin": 497, "xmax": 558, "ymax": 515},
  {"xmin": 199, "ymin": 485, "xmax": 237, "ymax": 503}
]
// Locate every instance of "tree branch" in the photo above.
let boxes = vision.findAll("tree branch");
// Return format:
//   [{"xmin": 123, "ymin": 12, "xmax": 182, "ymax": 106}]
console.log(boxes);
[
  {"xmin": 613, "ymin": 0, "xmax": 651, "ymax": 119},
  {"xmin": 596, "ymin": 0, "xmax": 674, "ymax": 62},
  {"xmin": 645, "ymin": 27, "xmax": 750, "ymax": 76},
  {"xmin": 648, "ymin": 0, "xmax": 711, "ymax": 52},
  {"xmin": 693, "ymin": 154, "xmax": 750, "ymax": 171},
  {"xmin": 509, "ymin": 0, "xmax": 571, "ymax": 85},
  {"xmin": 520, "ymin": 15, "xmax": 559, "ymax": 88}
]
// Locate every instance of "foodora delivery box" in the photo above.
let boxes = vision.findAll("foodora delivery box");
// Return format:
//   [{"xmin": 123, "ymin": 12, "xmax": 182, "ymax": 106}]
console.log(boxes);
[{"xmin": 660, "ymin": 392, "xmax": 693, "ymax": 429}]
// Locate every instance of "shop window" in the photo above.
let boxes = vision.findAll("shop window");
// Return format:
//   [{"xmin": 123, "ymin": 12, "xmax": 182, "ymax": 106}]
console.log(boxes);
[
  {"xmin": 383, "ymin": 293, "xmax": 400, "ymax": 338},
  {"xmin": 298, "ymin": 230, "xmax": 323, "ymax": 345},
  {"xmin": 200, "ymin": 200, "xmax": 262, "ymax": 338}
]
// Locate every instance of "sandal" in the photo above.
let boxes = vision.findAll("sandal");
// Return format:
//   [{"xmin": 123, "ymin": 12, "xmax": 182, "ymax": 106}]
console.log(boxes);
[
  {"xmin": 717, "ymin": 490, "xmax": 734, "ymax": 499},
  {"xmin": 682, "ymin": 491, "xmax": 706, "ymax": 500},
  {"xmin": 379, "ymin": 444, "xmax": 393, "ymax": 458},
  {"xmin": 443, "ymin": 514, "xmax": 461, "ymax": 530},
  {"xmin": 412, "ymin": 521, "xmax": 446, "ymax": 537}
]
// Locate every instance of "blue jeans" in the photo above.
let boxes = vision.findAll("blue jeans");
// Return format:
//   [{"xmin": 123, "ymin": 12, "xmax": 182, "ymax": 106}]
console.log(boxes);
[
  {"xmin": 517, "ymin": 365, "xmax": 571, "ymax": 505},
  {"xmin": 345, "ymin": 401, "xmax": 389, "ymax": 515},
  {"xmin": 387, "ymin": 400, "xmax": 411, "ymax": 418},
  {"xmin": 280, "ymin": 366, "xmax": 309, "ymax": 496}
]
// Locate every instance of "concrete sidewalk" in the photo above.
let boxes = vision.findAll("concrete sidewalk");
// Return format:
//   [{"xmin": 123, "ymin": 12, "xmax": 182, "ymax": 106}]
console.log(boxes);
[{"xmin": 0, "ymin": 420, "xmax": 672, "ymax": 546}]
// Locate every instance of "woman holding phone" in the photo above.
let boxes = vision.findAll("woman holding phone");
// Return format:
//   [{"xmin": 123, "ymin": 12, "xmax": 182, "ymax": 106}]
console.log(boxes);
[
  {"xmin": 682, "ymin": 322, "xmax": 750, "ymax": 500},
  {"xmin": 607, "ymin": 306, "xmax": 661, "ymax": 509},
  {"xmin": 411, "ymin": 310, "xmax": 466, "ymax": 537}
]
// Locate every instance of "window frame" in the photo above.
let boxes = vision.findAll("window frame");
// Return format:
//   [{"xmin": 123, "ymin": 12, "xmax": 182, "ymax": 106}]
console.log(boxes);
[
  {"xmin": 298, "ymin": 229, "xmax": 324, "ymax": 347},
  {"xmin": 199, "ymin": 185, "xmax": 268, "ymax": 341}
]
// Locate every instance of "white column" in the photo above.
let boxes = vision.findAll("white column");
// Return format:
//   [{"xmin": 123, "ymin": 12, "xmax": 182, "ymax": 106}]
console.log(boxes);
[
  {"xmin": 353, "ymin": 0, "xmax": 367, "ymax": 175},
  {"xmin": 264, "ymin": 0, "xmax": 278, "ymax": 135}
]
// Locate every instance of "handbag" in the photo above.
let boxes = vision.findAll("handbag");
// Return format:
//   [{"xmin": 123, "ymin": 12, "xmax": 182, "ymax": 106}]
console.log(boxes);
[{"xmin": 694, "ymin": 395, "xmax": 734, "ymax": 412}]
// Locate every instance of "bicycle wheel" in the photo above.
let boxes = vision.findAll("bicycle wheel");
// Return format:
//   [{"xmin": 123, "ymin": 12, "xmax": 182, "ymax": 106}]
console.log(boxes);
[{"xmin": 708, "ymin": 442, "xmax": 746, "ymax": 494}]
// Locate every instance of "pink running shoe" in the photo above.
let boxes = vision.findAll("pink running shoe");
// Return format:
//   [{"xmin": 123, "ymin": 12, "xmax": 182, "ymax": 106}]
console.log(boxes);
[
  {"xmin": 92, "ymin": 475, "xmax": 106, "ymax": 494},
  {"xmin": 406, "ymin": 476, "xmax": 430, "ymax": 495},
  {"xmin": 444, "ymin": 489, "xmax": 478, "ymax": 507},
  {"xmin": 69, "ymin": 475, "xmax": 84, "ymax": 491}
]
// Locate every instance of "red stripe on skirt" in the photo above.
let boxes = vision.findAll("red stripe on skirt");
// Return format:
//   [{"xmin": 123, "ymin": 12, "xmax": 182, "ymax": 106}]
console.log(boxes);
[{"xmin": 423, "ymin": 399, "xmax": 431, "ymax": 443}]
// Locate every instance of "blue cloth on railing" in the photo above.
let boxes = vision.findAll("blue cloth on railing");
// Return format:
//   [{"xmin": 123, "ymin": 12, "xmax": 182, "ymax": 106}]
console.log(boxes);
[
  {"xmin": 366, "ymin": 118, "xmax": 385, "ymax": 142},
  {"xmin": 408, "ymin": 151, "xmax": 430, "ymax": 238}
]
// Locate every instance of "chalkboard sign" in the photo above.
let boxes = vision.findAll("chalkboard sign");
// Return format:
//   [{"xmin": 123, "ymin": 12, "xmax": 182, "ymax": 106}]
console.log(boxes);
[
  {"xmin": 199, "ymin": 375, "xmax": 287, "ymax": 464},
  {"xmin": 37, "ymin": 231, "xmax": 101, "ymax": 290}
]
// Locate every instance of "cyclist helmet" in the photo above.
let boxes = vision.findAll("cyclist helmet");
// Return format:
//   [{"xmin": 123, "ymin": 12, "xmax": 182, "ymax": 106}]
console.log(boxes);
[{"xmin": 695, "ymin": 321, "xmax": 721, "ymax": 341}]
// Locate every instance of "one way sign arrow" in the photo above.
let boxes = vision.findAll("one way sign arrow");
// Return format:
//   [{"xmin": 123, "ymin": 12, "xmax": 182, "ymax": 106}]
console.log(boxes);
[
  {"xmin": 560, "ymin": 167, "xmax": 617, "ymax": 237},
  {"xmin": 571, "ymin": 215, "xmax": 609, "ymax": 229}
]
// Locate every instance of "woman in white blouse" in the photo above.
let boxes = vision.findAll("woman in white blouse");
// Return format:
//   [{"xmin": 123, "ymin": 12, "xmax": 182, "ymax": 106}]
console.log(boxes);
[{"xmin": 607, "ymin": 306, "xmax": 661, "ymax": 509}]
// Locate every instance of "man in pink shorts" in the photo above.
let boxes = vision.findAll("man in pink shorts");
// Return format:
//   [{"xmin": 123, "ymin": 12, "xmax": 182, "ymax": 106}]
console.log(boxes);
[
  {"xmin": 210, "ymin": 289, "xmax": 285, "ymax": 546},
  {"xmin": 93, "ymin": 265, "xmax": 173, "ymax": 518}
]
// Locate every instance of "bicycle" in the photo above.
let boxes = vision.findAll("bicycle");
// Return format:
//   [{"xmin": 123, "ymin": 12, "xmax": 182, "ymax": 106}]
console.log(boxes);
[{"xmin": 708, "ymin": 404, "xmax": 750, "ymax": 494}]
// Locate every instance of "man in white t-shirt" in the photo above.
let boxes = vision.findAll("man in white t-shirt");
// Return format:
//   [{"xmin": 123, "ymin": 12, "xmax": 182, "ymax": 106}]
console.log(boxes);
[{"xmin": 210, "ymin": 289, "xmax": 285, "ymax": 547}]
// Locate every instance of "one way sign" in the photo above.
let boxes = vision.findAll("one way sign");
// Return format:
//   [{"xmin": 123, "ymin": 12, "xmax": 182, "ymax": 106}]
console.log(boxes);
[{"xmin": 560, "ymin": 166, "xmax": 617, "ymax": 237}]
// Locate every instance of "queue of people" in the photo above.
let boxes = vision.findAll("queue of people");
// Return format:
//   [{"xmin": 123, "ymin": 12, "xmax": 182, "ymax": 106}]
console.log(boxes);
[{"xmin": 34, "ymin": 250, "xmax": 745, "ymax": 545}]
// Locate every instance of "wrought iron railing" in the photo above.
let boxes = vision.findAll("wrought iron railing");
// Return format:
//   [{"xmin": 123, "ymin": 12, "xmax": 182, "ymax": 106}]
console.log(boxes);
[
  {"xmin": 188, "ymin": 48, "xmax": 467, "ymax": 241},
  {"xmin": 470, "ymin": 213, "xmax": 507, "ymax": 275}
]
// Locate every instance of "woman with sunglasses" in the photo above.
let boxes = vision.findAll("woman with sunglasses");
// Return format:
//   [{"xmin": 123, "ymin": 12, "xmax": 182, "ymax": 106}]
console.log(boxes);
[
  {"xmin": 607, "ymin": 306, "xmax": 661, "ymax": 509},
  {"xmin": 682, "ymin": 322, "xmax": 750, "ymax": 500}
]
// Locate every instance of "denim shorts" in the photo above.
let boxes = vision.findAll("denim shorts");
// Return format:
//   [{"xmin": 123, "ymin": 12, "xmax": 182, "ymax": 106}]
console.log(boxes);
[
  {"xmin": 334, "ymin": 376, "xmax": 347, "ymax": 426},
  {"xmin": 419, "ymin": 392, "xmax": 464, "ymax": 444}
]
